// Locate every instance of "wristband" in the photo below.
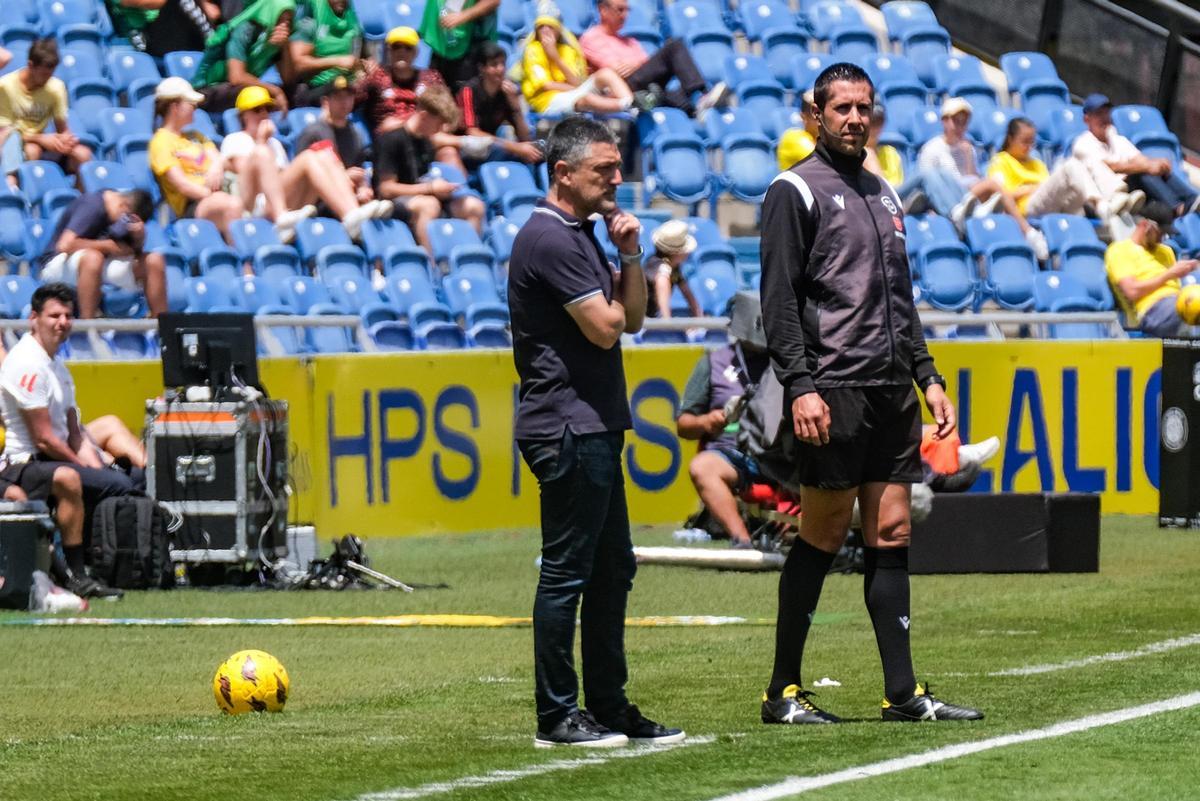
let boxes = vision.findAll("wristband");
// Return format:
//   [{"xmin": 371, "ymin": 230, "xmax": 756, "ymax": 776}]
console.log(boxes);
[{"xmin": 618, "ymin": 246, "xmax": 643, "ymax": 263}]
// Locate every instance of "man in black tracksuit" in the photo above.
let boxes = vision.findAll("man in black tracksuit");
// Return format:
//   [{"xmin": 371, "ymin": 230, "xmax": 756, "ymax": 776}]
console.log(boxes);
[{"xmin": 758, "ymin": 63, "xmax": 983, "ymax": 724}]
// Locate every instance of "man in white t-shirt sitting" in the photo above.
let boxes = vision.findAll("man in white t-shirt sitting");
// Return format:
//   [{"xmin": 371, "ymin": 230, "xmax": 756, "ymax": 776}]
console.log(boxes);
[
  {"xmin": 0, "ymin": 284, "xmax": 139, "ymax": 599},
  {"xmin": 1072, "ymin": 93, "xmax": 1199, "ymax": 222},
  {"xmin": 220, "ymin": 85, "xmax": 389, "ymax": 243}
]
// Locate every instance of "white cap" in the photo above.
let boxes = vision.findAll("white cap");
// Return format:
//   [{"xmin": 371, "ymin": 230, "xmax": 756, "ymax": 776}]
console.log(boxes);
[
  {"xmin": 155, "ymin": 76, "xmax": 204, "ymax": 104},
  {"xmin": 940, "ymin": 96, "xmax": 972, "ymax": 119}
]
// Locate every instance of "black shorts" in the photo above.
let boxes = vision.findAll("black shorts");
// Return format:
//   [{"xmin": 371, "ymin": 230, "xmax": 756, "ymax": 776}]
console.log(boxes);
[
  {"xmin": 0, "ymin": 460, "xmax": 59, "ymax": 501},
  {"xmin": 793, "ymin": 385, "xmax": 923, "ymax": 490}
]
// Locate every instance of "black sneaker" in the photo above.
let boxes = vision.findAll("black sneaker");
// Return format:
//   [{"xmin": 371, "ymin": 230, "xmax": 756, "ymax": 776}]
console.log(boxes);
[
  {"xmin": 534, "ymin": 710, "xmax": 630, "ymax": 748},
  {"xmin": 761, "ymin": 684, "xmax": 841, "ymax": 724},
  {"xmin": 882, "ymin": 683, "xmax": 983, "ymax": 721},
  {"xmin": 68, "ymin": 574, "xmax": 124, "ymax": 600},
  {"xmin": 595, "ymin": 703, "xmax": 685, "ymax": 744}
]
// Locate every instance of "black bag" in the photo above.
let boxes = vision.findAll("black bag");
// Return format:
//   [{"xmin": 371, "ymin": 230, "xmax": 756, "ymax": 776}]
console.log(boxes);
[{"xmin": 91, "ymin": 496, "xmax": 175, "ymax": 590}]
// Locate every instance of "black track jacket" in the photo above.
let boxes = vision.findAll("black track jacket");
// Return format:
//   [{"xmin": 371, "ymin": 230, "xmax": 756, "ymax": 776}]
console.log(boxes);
[{"xmin": 759, "ymin": 141, "xmax": 939, "ymax": 406}]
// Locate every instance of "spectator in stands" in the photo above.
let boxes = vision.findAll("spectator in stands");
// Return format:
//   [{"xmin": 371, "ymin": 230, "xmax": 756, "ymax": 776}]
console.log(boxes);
[
  {"xmin": 580, "ymin": 0, "xmax": 727, "ymax": 118},
  {"xmin": 989, "ymin": 117, "xmax": 1133, "ymax": 222},
  {"xmin": 193, "ymin": 0, "xmax": 297, "ymax": 114},
  {"xmin": 456, "ymin": 43, "xmax": 544, "ymax": 165},
  {"xmin": 520, "ymin": 13, "xmax": 654, "ymax": 116},
  {"xmin": 1, "ymin": 126, "xmax": 19, "ymax": 190},
  {"xmin": 221, "ymin": 85, "xmax": 386, "ymax": 241},
  {"xmin": 676, "ymin": 334, "xmax": 771, "ymax": 548},
  {"xmin": 417, "ymin": 0, "xmax": 500, "ymax": 89},
  {"xmin": 1074, "ymin": 93, "xmax": 1199, "ymax": 222},
  {"xmin": 865, "ymin": 104, "xmax": 961, "ymax": 217},
  {"xmin": 918, "ymin": 97, "xmax": 1048, "ymax": 258},
  {"xmin": 356, "ymin": 27, "xmax": 464, "ymax": 170},
  {"xmin": 40, "ymin": 189, "xmax": 168, "ymax": 320},
  {"xmin": 644, "ymin": 220, "xmax": 701, "ymax": 319},
  {"xmin": 293, "ymin": 76, "xmax": 377, "ymax": 212},
  {"xmin": 0, "ymin": 284, "xmax": 140, "ymax": 600},
  {"xmin": 0, "ymin": 39, "xmax": 93, "ymax": 182},
  {"xmin": 1106, "ymin": 218, "xmax": 1198, "ymax": 337},
  {"xmin": 149, "ymin": 77, "xmax": 245, "ymax": 239},
  {"xmin": 144, "ymin": 0, "xmax": 220, "ymax": 58},
  {"xmin": 776, "ymin": 90, "xmax": 817, "ymax": 171},
  {"xmin": 373, "ymin": 84, "xmax": 486, "ymax": 250},
  {"xmin": 105, "ymin": 0, "xmax": 164, "ymax": 52},
  {"xmin": 288, "ymin": 0, "xmax": 364, "ymax": 108}
]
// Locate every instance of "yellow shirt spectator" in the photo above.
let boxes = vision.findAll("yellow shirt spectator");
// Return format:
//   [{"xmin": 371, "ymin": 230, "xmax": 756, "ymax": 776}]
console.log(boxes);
[
  {"xmin": 877, "ymin": 143, "xmax": 904, "ymax": 186},
  {"xmin": 149, "ymin": 128, "xmax": 219, "ymax": 217},
  {"xmin": 777, "ymin": 128, "xmax": 814, "ymax": 171},
  {"xmin": 987, "ymin": 150, "xmax": 1049, "ymax": 216},
  {"xmin": 521, "ymin": 36, "xmax": 589, "ymax": 114},
  {"xmin": 1105, "ymin": 239, "xmax": 1179, "ymax": 322},
  {"xmin": 0, "ymin": 70, "xmax": 68, "ymax": 137}
]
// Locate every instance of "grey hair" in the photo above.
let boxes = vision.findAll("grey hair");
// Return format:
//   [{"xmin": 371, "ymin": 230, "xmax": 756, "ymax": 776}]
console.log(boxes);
[{"xmin": 545, "ymin": 116, "xmax": 617, "ymax": 184}]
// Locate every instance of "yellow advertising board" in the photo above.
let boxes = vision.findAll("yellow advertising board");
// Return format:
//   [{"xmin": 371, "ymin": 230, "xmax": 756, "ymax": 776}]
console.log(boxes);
[{"xmin": 66, "ymin": 339, "xmax": 1164, "ymax": 536}]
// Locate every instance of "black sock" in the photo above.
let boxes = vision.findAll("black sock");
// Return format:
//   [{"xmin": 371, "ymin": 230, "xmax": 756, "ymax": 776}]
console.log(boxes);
[
  {"xmin": 63, "ymin": 545, "xmax": 86, "ymax": 577},
  {"xmin": 863, "ymin": 546, "xmax": 917, "ymax": 703},
  {"xmin": 767, "ymin": 537, "xmax": 836, "ymax": 699}
]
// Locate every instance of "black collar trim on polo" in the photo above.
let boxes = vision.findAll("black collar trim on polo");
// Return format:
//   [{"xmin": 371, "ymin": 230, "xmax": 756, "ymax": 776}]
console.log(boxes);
[
  {"xmin": 533, "ymin": 199, "xmax": 582, "ymax": 229},
  {"xmin": 814, "ymin": 140, "xmax": 867, "ymax": 176}
]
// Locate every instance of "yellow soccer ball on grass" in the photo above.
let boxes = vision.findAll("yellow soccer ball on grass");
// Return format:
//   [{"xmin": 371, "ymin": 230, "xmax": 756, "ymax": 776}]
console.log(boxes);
[
  {"xmin": 1177, "ymin": 284, "xmax": 1200, "ymax": 326},
  {"xmin": 213, "ymin": 650, "xmax": 290, "ymax": 714}
]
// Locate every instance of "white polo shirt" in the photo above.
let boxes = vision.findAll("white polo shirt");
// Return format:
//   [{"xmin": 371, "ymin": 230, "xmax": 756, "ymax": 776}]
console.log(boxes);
[{"xmin": 0, "ymin": 333, "xmax": 76, "ymax": 460}]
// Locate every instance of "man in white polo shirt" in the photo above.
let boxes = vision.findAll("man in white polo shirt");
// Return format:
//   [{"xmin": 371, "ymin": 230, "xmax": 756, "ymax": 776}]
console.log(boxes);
[{"xmin": 0, "ymin": 283, "xmax": 133, "ymax": 598}]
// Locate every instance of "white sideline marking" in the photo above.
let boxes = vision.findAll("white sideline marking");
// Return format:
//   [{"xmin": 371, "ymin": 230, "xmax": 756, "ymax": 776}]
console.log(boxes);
[
  {"xmin": 705, "ymin": 692, "xmax": 1200, "ymax": 801},
  {"xmin": 989, "ymin": 632, "xmax": 1200, "ymax": 676},
  {"xmin": 351, "ymin": 735, "xmax": 714, "ymax": 801}
]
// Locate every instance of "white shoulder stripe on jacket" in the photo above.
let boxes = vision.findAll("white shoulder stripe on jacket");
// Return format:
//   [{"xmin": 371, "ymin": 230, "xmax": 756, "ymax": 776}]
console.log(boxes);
[{"xmin": 769, "ymin": 170, "xmax": 814, "ymax": 211}]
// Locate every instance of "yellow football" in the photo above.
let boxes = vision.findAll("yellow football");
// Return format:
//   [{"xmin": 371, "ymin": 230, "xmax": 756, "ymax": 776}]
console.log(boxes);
[{"xmin": 212, "ymin": 650, "xmax": 290, "ymax": 714}]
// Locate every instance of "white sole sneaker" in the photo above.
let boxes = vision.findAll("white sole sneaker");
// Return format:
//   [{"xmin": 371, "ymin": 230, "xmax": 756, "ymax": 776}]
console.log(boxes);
[
  {"xmin": 958, "ymin": 435, "xmax": 1001, "ymax": 470},
  {"xmin": 533, "ymin": 733, "xmax": 629, "ymax": 749},
  {"xmin": 628, "ymin": 730, "xmax": 687, "ymax": 745}
]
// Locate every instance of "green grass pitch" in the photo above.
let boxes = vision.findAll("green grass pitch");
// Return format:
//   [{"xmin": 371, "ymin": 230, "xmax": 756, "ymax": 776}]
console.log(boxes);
[{"xmin": 2, "ymin": 516, "xmax": 1200, "ymax": 800}]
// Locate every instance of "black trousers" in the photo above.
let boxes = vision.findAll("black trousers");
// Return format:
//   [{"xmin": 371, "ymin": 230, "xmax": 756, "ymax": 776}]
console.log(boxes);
[
  {"xmin": 519, "ymin": 430, "xmax": 637, "ymax": 729},
  {"xmin": 626, "ymin": 38, "xmax": 708, "ymax": 113}
]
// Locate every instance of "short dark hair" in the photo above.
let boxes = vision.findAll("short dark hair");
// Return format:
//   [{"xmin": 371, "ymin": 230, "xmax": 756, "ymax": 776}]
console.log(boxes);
[
  {"xmin": 813, "ymin": 62, "xmax": 873, "ymax": 110},
  {"xmin": 31, "ymin": 282, "xmax": 77, "ymax": 315},
  {"xmin": 1001, "ymin": 116, "xmax": 1035, "ymax": 152},
  {"xmin": 28, "ymin": 37, "xmax": 59, "ymax": 69},
  {"xmin": 545, "ymin": 116, "xmax": 617, "ymax": 185},
  {"xmin": 120, "ymin": 189, "xmax": 155, "ymax": 223},
  {"xmin": 476, "ymin": 41, "xmax": 507, "ymax": 66}
]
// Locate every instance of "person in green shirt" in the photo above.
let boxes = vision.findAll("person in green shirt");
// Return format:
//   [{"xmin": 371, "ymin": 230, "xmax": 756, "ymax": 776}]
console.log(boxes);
[
  {"xmin": 417, "ymin": 0, "xmax": 500, "ymax": 89},
  {"xmin": 104, "ymin": 0, "xmax": 163, "ymax": 51},
  {"xmin": 289, "ymin": 0, "xmax": 364, "ymax": 107},
  {"xmin": 193, "ymin": 0, "xmax": 297, "ymax": 113}
]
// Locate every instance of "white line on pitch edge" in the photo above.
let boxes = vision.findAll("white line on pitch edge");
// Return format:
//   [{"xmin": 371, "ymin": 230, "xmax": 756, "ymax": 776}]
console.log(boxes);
[
  {"xmin": 349, "ymin": 735, "xmax": 714, "ymax": 801},
  {"xmin": 988, "ymin": 632, "xmax": 1200, "ymax": 676},
  {"xmin": 704, "ymin": 692, "xmax": 1200, "ymax": 801}
]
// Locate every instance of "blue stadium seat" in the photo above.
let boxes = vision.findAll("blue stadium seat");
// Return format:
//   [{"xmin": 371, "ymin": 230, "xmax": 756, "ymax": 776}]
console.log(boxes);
[
  {"xmin": 1173, "ymin": 214, "xmax": 1200, "ymax": 256},
  {"xmin": 1044, "ymin": 104, "xmax": 1086, "ymax": 156},
  {"xmin": 287, "ymin": 106, "xmax": 322, "ymax": 137},
  {"xmin": 99, "ymin": 107, "xmax": 153, "ymax": 157},
  {"xmin": 382, "ymin": 265, "xmax": 454, "ymax": 328},
  {"xmin": 295, "ymin": 217, "xmax": 354, "ymax": 268},
  {"xmin": 56, "ymin": 47, "xmax": 105, "ymax": 86},
  {"xmin": 1033, "ymin": 271, "xmax": 1104, "ymax": 313},
  {"xmin": 685, "ymin": 30, "xmax": 736, "ymax": 88},
  {"xmin": 904, "ymin": 213, "xmax": 958, "ymax": 272},
  {"xmin": 705, "ymin": 108, "xmax": 765, "ymax": 148},
  {"xmin": 383, "ymin": 0, "xmax": 427, "ymax": 32},
  {"xmin": 427, "ymin": 218, "xmax": 484, "ymax": 269},
  {"xmin": 692, "ymin": 262, "xmax": 738, "ymax": 315},
  {"xmin": 0, "ymin": 273, "xmax": 37, "ymax": 317},
  {"xmin": 163, "ymin": 51, "xmax": 203, "ymax": 81},
  {"xmin": 79, "ymin": 160, "xmax": 136, "ymax": 193},
  {"xmin": 637, "ymin": 328, "xmax": 690, "ymax": 345},
  {"xmin": 496, "ymin": 0, "xmax": 530, "ymax": 37},
  {"xmin": 106, "ymin": 49, "xmax": 161, "ymax": 94},
  {"xmin": 415, "ymin": 320, "xmax": 468, "ymax": 350},
  {"xmin": 830, "ymin": 24, "xmax": 879, "ymax": 62},
  {"xmin": 684, "ymin": 217, "xmax": 725, "ymax": 251},
  {"xmin": 442, "ymin": 265, "xmax": 508, "ymax": 327},
  {"xmin": 67, "ymin": 80, "xmax": 117, "ymax": 140},
  {"xmin": 355, "ymin": 0, "xmax": 390, "ymax": 40},
  {"xmin": 552, "ymin": 0, "xmax": 595, "ymax": 33},
  {"xmin": 423, "ymin": 161, "xmax": 480, "ymax": 202},
  {"xmin": 1112, "ymin": 104, "xmax": 1170, "ymax": 138},
  {"xmin": 360, "ymin": 218, "xmax": 424, "ymax": 276},
  {"xmin": 864, "ymin": 53, "xmax": 922, "ymax": 92},
  {"xmin": 763, "ymin": 29, "xmax": 808, "ymax": 88},
  {"xmin": 485, "ymin": 217, "xmax": 523, "ymax": 265},
  {"xmin": 981, "ymin": 245, "xmax": 1037, "ymax": 311},
  {"xmin": 316, "ymin": 245, "xmax": 370, "ymax": 282},
  {"xmin": 0, "ymin": 24, "xmax": 39, "ymax": 51},
  {"xmin": 22, "ymin": 212, "xmax": 60, "ymax": 267},
  {"xmin": 306, "ymin": 308, "xmax": 360, "ymax": 353},
  {"xmin": 478, "ymin": 161, "xmax": 541, "ymax": 218},
  {"xmin": 184, "ymin": 274, "xmax": 242, "ymax": 312},
  {"xmin": 239, "ymin": 274, "xmax": 288, "ymax": 313},
  {"xmin": 738, "ymin": 0, "xmax": 800, "ymax": 40},
  {"xmin": 257, "ymin": 313, "xmax": 308, "ymax": 355},
  {"xmin": 901, "ymin": 25, "xmax": 951, "ymax": 88},
  {"xmin": 880, "ymin": 1, "xmax": 938, "ymax": 45},
  {"xmin": 368, "ymin": 320, "xmax": 416, "ymax": 351},
  {"xmin": 999, "ymin": 51, "xmax": 1061, "ymax": 96},
  {"xmin": 805, "ymin": 1, "xmax": 863, "ymax": 40},
  {"xmin": 63, "ymin": 332, "xmax": 99, "ymax": 360},
  {"xmin": 228, "ymin": 217, "xmax": 302, "ymax": 275},
  {"xmin": 281, "ymin": 274, "xmax": 346, "ymax": 315},
  {"xmin": 724, "ymin": 54, "xmax": 772, "ymax": 91},
  {"xmin": 467, "ymin": 322, "xmax": 511, "ymax": 349},
  {"xmin": 16, "ymin": 160, "xmax": 77, "ymax": 216},
  {"xmin": 735, "ymin": 80, "xmax": 789, "ymax": 137},
  {"xmin": 918, "ymin": 242, "xmax": 976, "ymax": 311},
  {"xmin": 903, "ymin": 105, "xmax": 942, "ymax": 148},
  {"xmin": 37, "ymin": 0, "xmax": 98, "ymax": 36},
  {"xmin": 790, "ymin": 52, "xmax": 834, "ymax": 95},
  {"xmin": 720, "ymin": 134, "xmax": 775, "ymax": 202},
  {"xmin": 621, "ymin": 25, "xmax": 662, "ymax": 55},
  {"xmin": 1038, "ymin": 213, "xmax": 1101, "ymax": 256},
  {"xmin": 770, "ymin": 106, "xmax": 806, "ymax": 141},
  {"xmin": 173, "ymin": 217, "xmax": 230, "ymax": 263},
  {"xmin": 1019, "ymin": 81, "xmax": 1070, "ymax": 131},
  {"xmin": 323, "ymin": 271, "xmax": 393, "ymax": 326},
  {"xmin": 965, "ymin": 214, "xmax": 1026, "ymax": 254},
  {"xmin": 667, "ymin": 0, "xmax": 730, "ymax": 38},
  {"xmin": 970, "ymin": 106, "xmax": 1022, "ymax": 151},
  {"xmin": 880, "ymin": 85, "xmax": 927, "ymax": 140},
  {"xmin": 59, "ymin": 24, "xmax": 105, "ymax": 63},
  {"xmin": 930, "ymin": 53, "xmax": 987, "ymax": 96}
]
